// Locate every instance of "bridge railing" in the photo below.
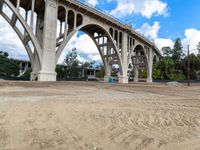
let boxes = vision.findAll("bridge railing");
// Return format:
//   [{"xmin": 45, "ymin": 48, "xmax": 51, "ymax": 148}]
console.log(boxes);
[
  {"xmin": 73, "ymin": 0, "xmax": 127, "ymax": 26},
  {"xmin": 73, "ymin": 0, "xmax": 155, "ymax": 45}
]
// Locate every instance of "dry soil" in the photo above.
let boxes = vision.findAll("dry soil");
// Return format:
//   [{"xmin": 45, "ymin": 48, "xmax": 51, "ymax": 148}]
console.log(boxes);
[{"xmin": 0, "ymin": 81, "xmax": 200, "ymax": 150}]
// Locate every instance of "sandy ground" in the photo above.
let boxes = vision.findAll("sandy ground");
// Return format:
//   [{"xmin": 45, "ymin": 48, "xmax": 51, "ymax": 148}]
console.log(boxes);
[{"xmin": 0, "ymin": 81, "xmax": 200, "ymax": 150}]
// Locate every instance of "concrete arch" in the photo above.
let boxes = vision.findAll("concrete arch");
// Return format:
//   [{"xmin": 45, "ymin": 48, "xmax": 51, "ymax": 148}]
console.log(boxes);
[
  {"xmin": 67, "ymin": 9, "xmax": 75, "ymax": 32},
  {"xmin": 57, "ymin": 5, "xmax": 66, "ymax": 37},
  {"xmin": 82, "ymin": 31, "xmax": 111, "ymax": 76},
  {"xmin": 56, "ymin": 23, "xmax": 124, "ymax": 75},
  {"xmin": 132, "ymin": 44, "xmax": 154, "ymax": 82},
  {"xmin": 109, "ymin": 28, "xmax": 114, "ymax": 37},
  {"xmin": 132, "ymin": 44, "xmax": 149, "ymax": 69},
  {"xmin": 57, "ymin": 5, "xmax": 66, "ymax": 21},
  {"xmin": 57, "ymin": 4, "xmax": 67, "ymax": 11},
  {"xmin": 1, "ymin": 0, "xmax": 42, "ymax": 67},
  {"xmin": 153, "ymin": 54, "xmax": 159, "ymax": 64},
  {"xmin": 76, "ymin": 13, "xmax": 83, "ymax": 27},
  {"xmin": 132, "ymin": 44, "xmax": 147, "ymax": 60}
]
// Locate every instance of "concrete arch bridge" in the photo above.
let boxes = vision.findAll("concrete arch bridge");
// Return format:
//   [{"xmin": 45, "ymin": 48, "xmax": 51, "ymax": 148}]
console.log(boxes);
[{"xmin": 0, "ymin": 0, "xmax": 161, "ymax": 83}]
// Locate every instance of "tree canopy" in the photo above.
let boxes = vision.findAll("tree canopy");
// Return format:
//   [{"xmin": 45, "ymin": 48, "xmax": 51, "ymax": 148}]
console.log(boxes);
[
  {"xmin": 0, "ymin": 51, "xmax": 19, "ymax": 77},
  {"xmin": 197, "ymin": 42, "xmax": 200, "ymax": 55},
  {"xmin": 153, "ymin": 39, "xmax": 200, "ymax": 81}
]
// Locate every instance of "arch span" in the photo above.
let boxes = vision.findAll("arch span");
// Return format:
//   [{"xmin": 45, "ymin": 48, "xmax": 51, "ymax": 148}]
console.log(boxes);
[
  {"xmin": 1, "ymin": 0, "xmax": 42, "ymax": 70},
  {"xmin": 56, "ymin": 23, "xmax": 124, "ymax": 76},
  {"xmin": 131, "ymin": 44, "xmax": 148, "ymax": 82}
]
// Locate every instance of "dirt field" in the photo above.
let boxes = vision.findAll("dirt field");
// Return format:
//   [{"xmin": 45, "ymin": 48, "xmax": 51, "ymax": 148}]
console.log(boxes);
[{"xmin": 0, "ymin": 81, "xmax": 200, "ymax": 150}]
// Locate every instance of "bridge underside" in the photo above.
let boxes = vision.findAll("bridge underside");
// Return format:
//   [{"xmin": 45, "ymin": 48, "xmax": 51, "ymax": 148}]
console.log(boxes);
[{"xmin": 0, "ymin": 0, "xmax": 160, "ymax": 83}]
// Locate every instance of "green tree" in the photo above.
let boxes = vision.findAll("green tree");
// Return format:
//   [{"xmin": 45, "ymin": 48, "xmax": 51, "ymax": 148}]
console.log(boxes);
[
  {"xmin": 158, "ymin": 57, "xmax": 174, "ymax": 80},
  {"xmin": 172, "ymin": 38, "xmax": 184, "ymax": 62},
  {"xmin": 56, "ymin": 65, "xmax": 66, "ymax": 79},
  {"xmin": 162, "ymin": 46, "xmax": 172, "ymax": 57},
  {"xmin": 182, "ymin": 54, "xmax": 200, "ymax": 80},
  {"xmin": 63, "ymin": 48, "xmax": 80, "ymax": 78},
  {"xmin": 82, "ymin": 60, "xmax": 95, "ymax": 68},
  {"xmin": 0, "ymin": 51, "xmax": 19, "ymax": 77},
  {"xmin": 152, "ymin": 65, "xmax": 161, "ymax": 79},
  {"xmin": 197, "ymin": 42, "xmax": 200, "ymax": 55},
  {"xmin": 96, "ymin": 63, "xmax": 105, "ymax": 78}
]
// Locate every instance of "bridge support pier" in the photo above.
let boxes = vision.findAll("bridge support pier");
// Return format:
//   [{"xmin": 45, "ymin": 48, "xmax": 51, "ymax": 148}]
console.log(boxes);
[
  {"xmin": 133, "ymin": 66, "xmax": 139, "ymax": 83},
  {"xmin": 119, "ymin": 32, "xmax": 129, "ymax": 84},
  {"xmin": 118, "ymin": 76, "xmax": 128, "ymax": 84},
  {"xmin": 30, "ymin": 54, "xmax": 41, "ymax": 81},
  {"xmin": 38, "ymin": 71, "xmax": 57, "ymax": 81},
  {"xmin": 104, "ymin": 63, "xmax": 112, "ymax": 82},
  {"xmin": 147, "ymin": 48, "xmax": 153, "ymax": 83},
  {"xmin": 37, "ymin": 0, "xmax": 57, "ymax": 81}
]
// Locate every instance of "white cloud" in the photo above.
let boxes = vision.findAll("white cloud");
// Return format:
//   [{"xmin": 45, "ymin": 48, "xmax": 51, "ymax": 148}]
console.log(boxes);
[
  {"xmin": 0, "ymin": 16, "xmax": 28, "ymax": 60},
  {"xmin": 182, "ymin": 28, "xmax": 200, "ymax": 54},
  {"xmin": 155, "ymin": 38, "xmax": 174, "ymax": 49},
  {"xmin": 110, "ymin": 0, "xmax": 168, "ymax": 19},
  {"xmin": 137, "ymin": 21, "xmax": 160, "ymax": 40},
  {"xmin": 137, "ymin": 22, "xmax": 173, "ymax": 50},
  {"xmin": 58, "ymin": 33, "xmax": 102, "ymax": 64},
  {"xmin": 138, "ymin": 22, "xmax": 200, "ymax": 53},
  {"xmin": 86, "ymin": 0, "xmax": 98, "ymax": 6}
]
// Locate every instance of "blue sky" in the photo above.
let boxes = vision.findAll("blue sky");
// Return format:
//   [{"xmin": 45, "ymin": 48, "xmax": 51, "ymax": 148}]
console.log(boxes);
[
  {"xmin": 82, "ymin": 0, "xmax": 200, "ymax": 53},
  {"xmin": 85, "ymin": 0, "xmax": 200, "ymax": 39},
  {"xmin": 0, "ymin": 0, "xmax": 200, "ymax": 63},
  {"xmin": 156, "ymin": 0, "xmax": 200, "ymax": 39}
]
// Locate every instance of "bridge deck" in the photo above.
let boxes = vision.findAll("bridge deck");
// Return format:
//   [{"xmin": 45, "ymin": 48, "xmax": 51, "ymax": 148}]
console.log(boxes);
[{"xmin": 7, "ymin": 0, "xmax": 160, "ymax": 55}]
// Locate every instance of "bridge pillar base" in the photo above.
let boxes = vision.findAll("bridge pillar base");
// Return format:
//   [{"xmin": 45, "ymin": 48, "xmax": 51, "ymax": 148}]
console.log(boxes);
[
  {"xmin": 104, "ymin": 76, "xmax": 110, "ymax": 83},
  {"xmin": 146, "ymin": 77, "xmax": 153, "ymax": 83},
  {"xmin": 134, "ymin": 77, "xmax": 139, "ymax": 83},
  {"xmin": 31, "ymin": 72, "xmax": 39, "ymax": 81},
  {"xmin": 118, "ymin": 76, "xmax": 128, "ymax": 84},
  {"xmin": 37, "ymin": 71, "xmax": 57, "ymax": 81}
]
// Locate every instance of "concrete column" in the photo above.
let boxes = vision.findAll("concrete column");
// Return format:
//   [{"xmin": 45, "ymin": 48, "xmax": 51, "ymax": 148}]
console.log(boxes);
[
  {"xmin": 113, "ymin": 30, "xmax": 116, "ymax": 45},
  {"xmin": 31, "ymin": 13, "xmax": 44, "ymax": 80},
  {"xmin": 133, "ymin": 66, "xmax": 139, "ymax": 82},
  {"xmin": 118, "ymin": 32, "xmax": 128, "ymax": 83},
  {"xmin": 35, "ymin": 14, "xmax": 44, "ymax": 46},
  {"xmin": 24, "ymin": 11, "xmax": 28, "ymax": 35},
  {"xmin": 64, "ymin": 10, "xmax": 68, "ymax": 39},
  {"xmin": 30, "ymin": 0, "xmax": 35, "ymax": 31},
  {"xmin": 26, "ymin": 63, "xmax": 28, "ymax": 70},
  {"xmin": 16, "ymin": 0, "xmax": 20, "ymax": 10},
  {"xmin": 19, "ymin": 62, "xmax": 22, "ymax": 74},
  {"xmin": 104, "ymin": 63, "xmax": 112, "ymax": 82},
  {"xmin": 59, "ymin": 21, "xmax": 62, "ymax": 36},
  {"xmin": 0, "ymin": 0, "xmax": 3, "ymax": 14},
  {"xmin": 38, "ymin": 0, "xmax": 57, "ymax": 81},
  {"xmin": 147, "ymin": 48, "xmax": 153, "ymax": 83},
  {"xmin": 104, "ymin": 44, "xmax": 111, "ymax": 82},
  {"xmin": 74, "ymin": 12, "xmax": 77, "ymax": 29},
  {"xmin": 117, "ymin": 31, "xmax": 120, "ymax": 48},
  {"xmin": 82, "ymin": 68, "xmax": 85, "ymax": 78},
  {"xmin": 31, "ymin": 51, "xmax": 41, "ymax": 81}
]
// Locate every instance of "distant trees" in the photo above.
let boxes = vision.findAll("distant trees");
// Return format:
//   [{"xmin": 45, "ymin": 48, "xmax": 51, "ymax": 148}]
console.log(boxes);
[
  {"xmin": 172, "ymin": 38, "xmax": 184, "ymax": 61},
  {"xmin": 56, "ymin": 48, "xmax": 97, "ymax": 80},
  {"xmin": 64, "ymin": 48, "xmax": 80, "ymax": 78},
  {"xmin": 0, "ymin": 51, "xmax": 19, "ymax": 77},
  {"xmin": 162, "ymin": 46, "xmax": 172, "ymax": 57},
  {"xmin": 153, "ymin": 39, "xmax": 200, "ymax": 81},
  {"xmin": 197, "ymin": 42, "xmax": 200, "ymax": 54}
]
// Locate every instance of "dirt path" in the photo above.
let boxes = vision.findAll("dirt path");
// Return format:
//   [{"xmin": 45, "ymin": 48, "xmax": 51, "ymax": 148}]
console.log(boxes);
[{"xmin": 0, "ymin": 81, "xmax": 200, "ymax": 150}]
